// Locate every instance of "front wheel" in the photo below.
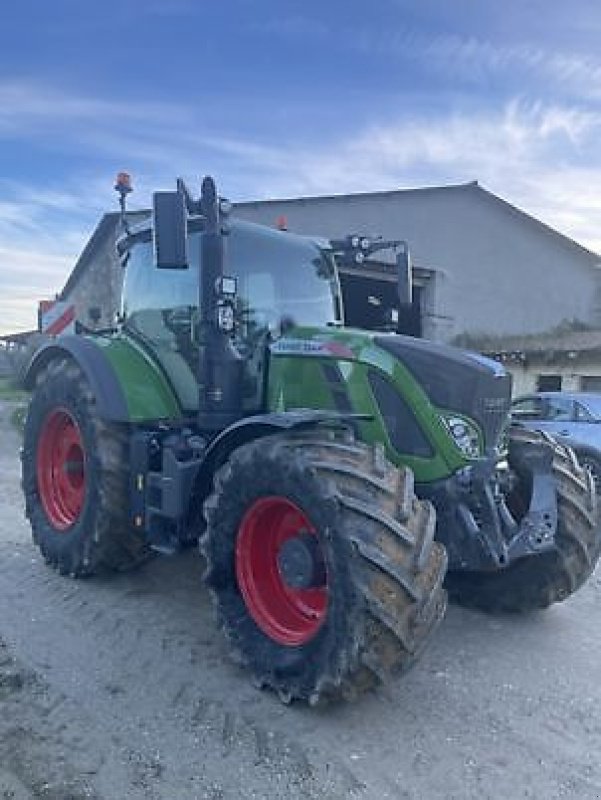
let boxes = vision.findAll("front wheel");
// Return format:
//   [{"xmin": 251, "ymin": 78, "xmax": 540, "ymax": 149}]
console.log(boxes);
[{"xmin": 201, "ymin": 428, "xmax": 447, "ymax": 704}]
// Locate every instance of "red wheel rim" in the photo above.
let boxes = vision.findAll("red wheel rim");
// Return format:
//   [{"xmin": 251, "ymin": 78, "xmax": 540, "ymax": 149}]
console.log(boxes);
[
  {"xmin": 36, "ymin": 409, "xmax": 86, "ymax": 530},
  {"xmin": 235, "ymin": 497, "xmax": 328, "ymax": 646}
]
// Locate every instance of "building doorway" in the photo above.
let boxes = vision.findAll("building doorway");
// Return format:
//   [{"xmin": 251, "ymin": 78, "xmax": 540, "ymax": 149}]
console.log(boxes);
[{"xmin": 339, "ymin": 271, "xmax": 423, "ymax": 337}]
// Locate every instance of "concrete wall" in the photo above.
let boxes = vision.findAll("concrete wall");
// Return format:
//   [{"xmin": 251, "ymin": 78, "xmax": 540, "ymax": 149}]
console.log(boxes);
[
  {"xmin": 235, "ymin": 186, "xmax": 601, "ymax": 344},
  {"xmin": 501, "ymin": 357, "xmax": 601, "ymax": 397}
]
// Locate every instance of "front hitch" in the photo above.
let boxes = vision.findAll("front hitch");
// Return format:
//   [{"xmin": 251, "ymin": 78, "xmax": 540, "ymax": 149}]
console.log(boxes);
[
  {"xmin": 421, "ymin": 437, "xmax": 559, "ymax": 572},
  {"xmin": 503, "ymin": 437, "xmax": 558, "ymax": 562}
]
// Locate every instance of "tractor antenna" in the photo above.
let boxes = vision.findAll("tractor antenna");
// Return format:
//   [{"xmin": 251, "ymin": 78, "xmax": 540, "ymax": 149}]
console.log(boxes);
[{"xmin": 114, "ymin": 171, "xmax": 133, "ymax": 235}]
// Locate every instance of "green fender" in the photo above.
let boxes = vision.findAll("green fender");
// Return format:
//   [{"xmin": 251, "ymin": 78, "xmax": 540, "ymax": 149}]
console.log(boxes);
[{"xmin": 23, "ymin": 333, "xmax": 182, "ymax": 423}]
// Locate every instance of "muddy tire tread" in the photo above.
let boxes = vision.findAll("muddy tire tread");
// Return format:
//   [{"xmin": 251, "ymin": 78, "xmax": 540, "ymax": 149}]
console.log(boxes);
[
  {"xmin": 201, "ymin": 428, "xmax": 447, "ymax": 704},
  {"xmin": 22, "ymin": 359, "xmax": 148, "ymax": 577}
]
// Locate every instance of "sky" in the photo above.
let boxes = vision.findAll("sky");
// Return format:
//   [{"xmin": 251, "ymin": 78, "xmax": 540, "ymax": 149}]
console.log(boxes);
[{"xmin": 2, "ymin": 0, "xmax": 601, "ymax": 333}]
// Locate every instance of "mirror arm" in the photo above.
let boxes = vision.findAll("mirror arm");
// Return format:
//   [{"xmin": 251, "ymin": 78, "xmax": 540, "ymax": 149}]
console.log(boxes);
[{"xmin": 176, "ymin": 177, "xmax": 201, "ymax": 215}]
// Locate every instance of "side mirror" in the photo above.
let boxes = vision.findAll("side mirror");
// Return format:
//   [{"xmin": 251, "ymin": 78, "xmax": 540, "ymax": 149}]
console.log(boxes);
[
  {"xmin": 153, "ymin": 191, "xmax": 189, "ymax": 269},
  {"xmin": 396, "ymin": 241, "xmax": 413, "ymax": 306}
]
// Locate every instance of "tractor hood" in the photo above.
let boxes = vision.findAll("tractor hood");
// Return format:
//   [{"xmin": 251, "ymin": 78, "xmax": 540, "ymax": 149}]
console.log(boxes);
[{"xmin": 374, "ymin": 334, "xmax": 512, "ymax": 451}]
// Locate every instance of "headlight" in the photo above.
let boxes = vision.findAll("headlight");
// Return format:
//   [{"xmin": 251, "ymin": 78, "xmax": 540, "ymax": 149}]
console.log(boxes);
[{"xmin": 443, "ymin": 415, "xmax": 482, "ymax": 458}]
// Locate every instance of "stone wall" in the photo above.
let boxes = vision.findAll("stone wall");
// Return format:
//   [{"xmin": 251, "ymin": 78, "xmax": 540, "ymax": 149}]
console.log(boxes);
[
  {"xmin": 60, "ymin": 213, "xmax": 151, "ymax": 332},
  {"xmin": 65, "ymin": 234, "xmax": 121, "ymax": 330}
]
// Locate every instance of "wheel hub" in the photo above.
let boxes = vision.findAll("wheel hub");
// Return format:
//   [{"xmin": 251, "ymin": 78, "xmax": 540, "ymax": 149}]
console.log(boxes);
[
  {"xmin": 277, "ymin": 532, "xmax": 327, "ymax": 590},
  {"xmin": 235, "ymin": 496, "xmax": 328, "ymax": 646},
  {"xmin": 36, "ymin": 409, "xmax": 86, "ymax": 530}
]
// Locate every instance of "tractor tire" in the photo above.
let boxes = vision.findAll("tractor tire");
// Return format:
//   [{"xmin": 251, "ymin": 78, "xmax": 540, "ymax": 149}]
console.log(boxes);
[
  {"xmin": 201, "ymin": 428, "xmax": 447, "ymax": 704},
  {"xmin": 575, "ymin": 451, "xmax": 601, "ymax": 495},
  {"xmin": 447, "ymin": 427, "xmax": 601, "ymax": 613},
  {"xmin": 22, "ymin": 358, "xmax": 147, "ymax": 576}
]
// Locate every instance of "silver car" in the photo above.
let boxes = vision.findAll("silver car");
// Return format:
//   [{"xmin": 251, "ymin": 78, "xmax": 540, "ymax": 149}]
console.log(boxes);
[{"xmin": 511, "ymin": 391, "xmax": 601, "ymax": 487}]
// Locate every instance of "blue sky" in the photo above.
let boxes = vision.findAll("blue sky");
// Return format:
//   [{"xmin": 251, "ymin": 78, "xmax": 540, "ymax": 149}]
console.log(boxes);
[{"xmin": 2, "ymin": 0, "xmax": 601, "ymax": 332}]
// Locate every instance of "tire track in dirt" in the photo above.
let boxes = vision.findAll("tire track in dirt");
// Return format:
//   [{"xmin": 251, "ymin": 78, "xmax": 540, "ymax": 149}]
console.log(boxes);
[
  {"xmin": 0, "ymin": 407, "xmax": 366, "ymax": 798},
  {"xmin": 0, "ymin": 544, "xmax": 368, "ymax": 799},
  {"xmin": 0, "ymin": 636, "xmax": 156, "ymax": 800}
]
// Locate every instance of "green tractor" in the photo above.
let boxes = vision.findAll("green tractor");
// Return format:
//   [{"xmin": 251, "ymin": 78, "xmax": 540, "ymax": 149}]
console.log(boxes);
[{"xmin": 21, "ymin": 175, "xmax": 601, "ymax": 705}]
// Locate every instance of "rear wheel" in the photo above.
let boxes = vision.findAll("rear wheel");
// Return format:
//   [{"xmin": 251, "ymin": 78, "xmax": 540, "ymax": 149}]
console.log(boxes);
[
  {"xmin": 201, "ymin": 428, "xmax": 447, "ymax": 704},
  {"xmin": 447, "ymin": 428, "xmax": 601, "ymax": 612},
  {"xmin": 22, "ymin": 359, "xmax": 147, "ymax": 576}
]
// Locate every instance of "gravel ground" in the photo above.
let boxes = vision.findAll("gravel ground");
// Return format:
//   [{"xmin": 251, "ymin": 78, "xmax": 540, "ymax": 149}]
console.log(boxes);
[{"xmin": 1, "ymin": 399, "xmax": 601, "ymax": 799}]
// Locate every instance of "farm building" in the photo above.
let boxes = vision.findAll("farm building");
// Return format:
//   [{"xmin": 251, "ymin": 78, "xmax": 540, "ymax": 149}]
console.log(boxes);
[{"xmin": 51, "ymin": 181, "xmax": 601, "ymax": 394}]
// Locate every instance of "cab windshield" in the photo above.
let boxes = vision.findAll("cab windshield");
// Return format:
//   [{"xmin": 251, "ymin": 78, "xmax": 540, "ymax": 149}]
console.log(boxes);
[
  {"xmin": 122, "ymin": 220, "xmax": 338, "ymax": 331},
  {"xmin": 121, "ymin": 220, "xmax": 340, "ymax": 410}
]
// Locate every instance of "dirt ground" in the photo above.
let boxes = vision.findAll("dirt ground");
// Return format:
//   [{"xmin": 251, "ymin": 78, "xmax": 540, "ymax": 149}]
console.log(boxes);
[{"xmin": 1, "ymin": 400, "xmax": 601, "ymax": 800}]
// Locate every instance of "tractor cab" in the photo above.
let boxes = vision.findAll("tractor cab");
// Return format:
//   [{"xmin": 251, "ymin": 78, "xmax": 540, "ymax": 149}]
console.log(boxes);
[{"xmin": 119, "ymin": 216, "xmax": 341, "ymax": 413}]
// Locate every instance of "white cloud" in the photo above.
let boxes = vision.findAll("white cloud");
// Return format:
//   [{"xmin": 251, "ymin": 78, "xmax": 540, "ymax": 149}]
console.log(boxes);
[
  {"xmin": 0, "ymin": 180, "xmax": 95, "ymax": 334},
  {"xmin": 303, "ymin": 102, "xmax": 601, "ymax": 253},
  {"xmin": 3, "ymin": 81, "xmax": 601, "ymax": 332},
  {"xmin": 358, "ymin": 27, "xmax": 601, "ymax": 101},
  {"xmin": 0, "ymin": 80, "xmax": 185, "ymax": 134},
  {"xmin": 0, "ymin": 244, "xmax": 76, "ymax": 334}
]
